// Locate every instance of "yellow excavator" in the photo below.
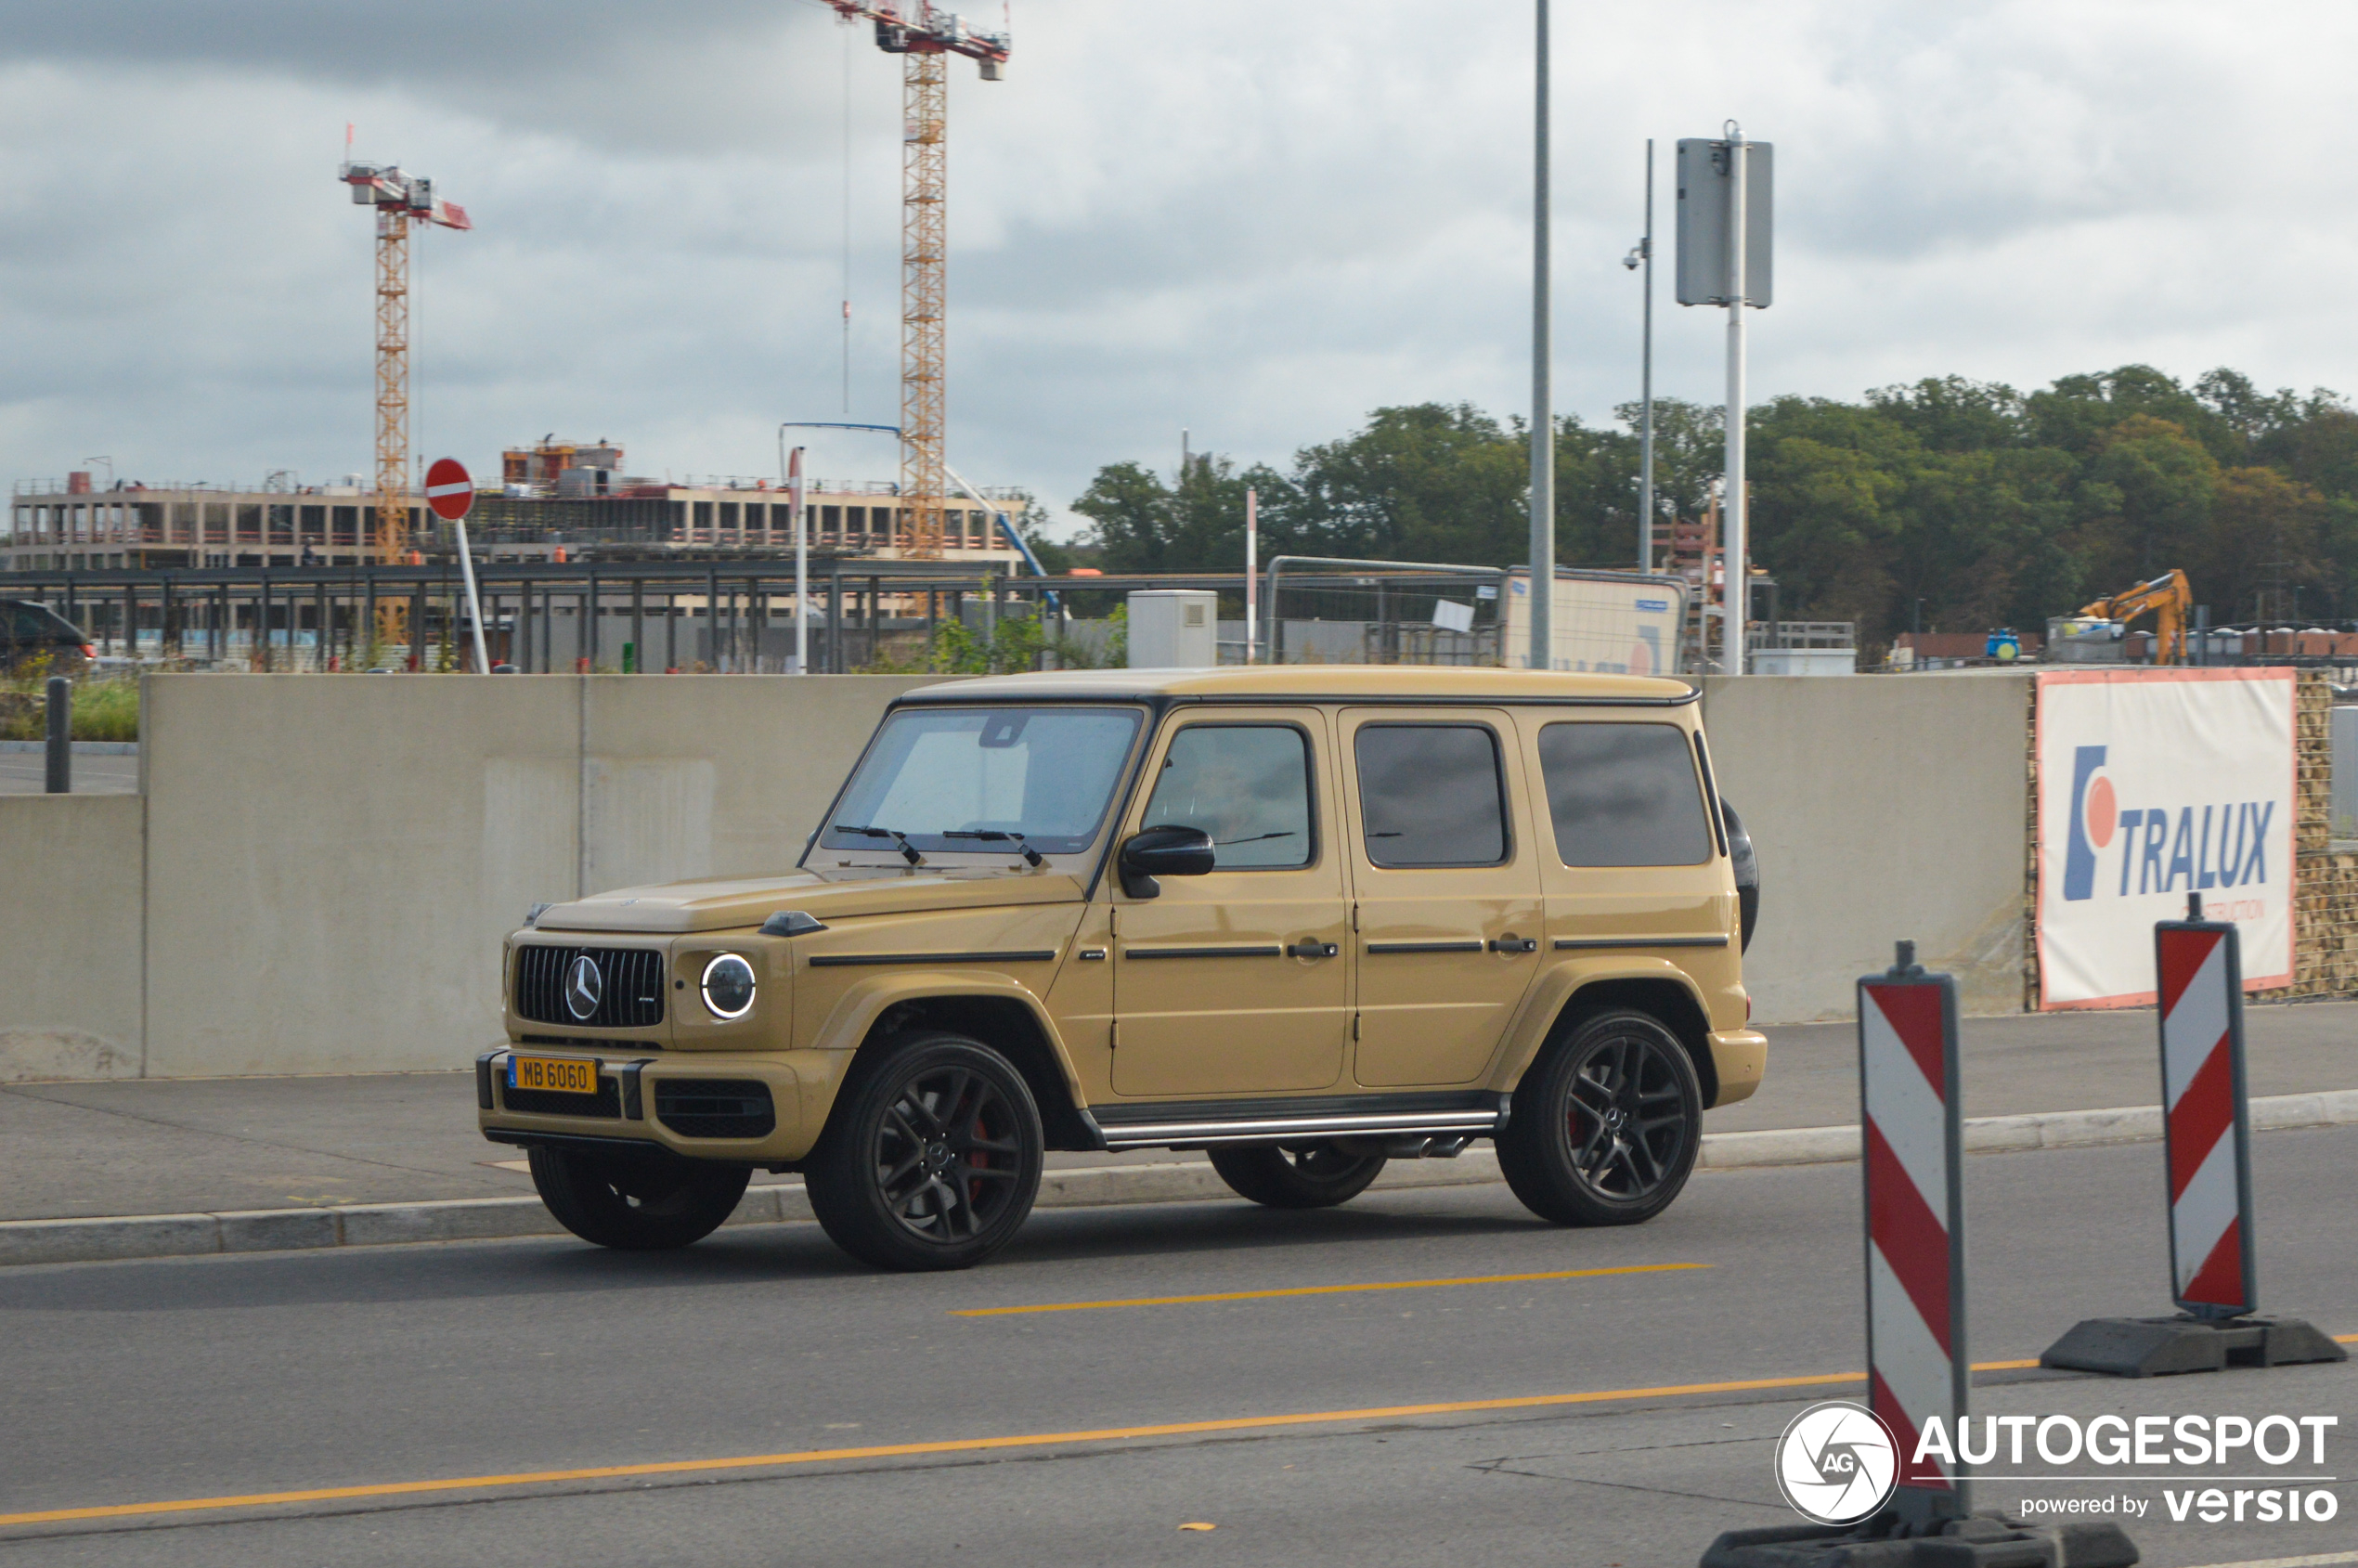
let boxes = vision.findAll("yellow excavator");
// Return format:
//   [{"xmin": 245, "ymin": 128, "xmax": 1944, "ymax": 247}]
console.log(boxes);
[{"xmin": 2060, "ymin": 569, "xmax": 2193, "ymax": 665}]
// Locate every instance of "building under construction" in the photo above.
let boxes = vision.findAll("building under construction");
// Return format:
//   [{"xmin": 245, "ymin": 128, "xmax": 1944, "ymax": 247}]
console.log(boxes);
[{"xmin": 5, "ymin": 441, "xmax": 1029, "ymax": 575}]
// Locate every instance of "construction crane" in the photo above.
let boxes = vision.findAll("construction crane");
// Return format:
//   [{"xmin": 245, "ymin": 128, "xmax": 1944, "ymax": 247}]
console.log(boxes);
[
  {"xmin": 338, "ymin": 160, "xmax": 471, "ymax": 568},
  {"xmin": 819, "ymin": 2, "xmax": 1008, "ymax": 558},
  {"xmin": 2068, "ymin": 568, "xmax": 2194, "ymax": 665}
]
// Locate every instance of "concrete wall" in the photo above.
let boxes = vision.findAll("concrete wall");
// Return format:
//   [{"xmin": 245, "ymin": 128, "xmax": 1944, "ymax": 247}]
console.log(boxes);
[
  {"xmin": 0, "ymin": 673, "xmax": 938, "ymax": 1082},
  {"xmin": 0, "ymin": 796, "xmax": 144, "ymax": 1081},
  {"xmin": 1702, "ymin": 671, "xmax": 2032, "ymax": 1022},
  {"xmin": 1, "ymin": 667, "xmax": 2045, "ymax": 1080}
]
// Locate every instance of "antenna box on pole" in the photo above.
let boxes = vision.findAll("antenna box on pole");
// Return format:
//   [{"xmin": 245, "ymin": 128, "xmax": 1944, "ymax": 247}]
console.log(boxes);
[{"xmin": 1676, "ymin": 139, "xmax": 1775, "ymax": 307}]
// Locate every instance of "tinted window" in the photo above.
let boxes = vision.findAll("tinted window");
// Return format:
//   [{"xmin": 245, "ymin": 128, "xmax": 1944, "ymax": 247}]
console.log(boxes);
[
  {"xmin": 6, "ymin": 603, "xmax": 74, "ymax": 641},
  {"xmin": 1140, "ymin": 724, "xmax": 1313, "ymax": 870},
  {"xmin": 1537, "ymin": 722, "xmax": 1712, "ymax": 866},
  {"xmin": 1355, "ymin": 725, "xmax": 1507, "ymax": 867}
]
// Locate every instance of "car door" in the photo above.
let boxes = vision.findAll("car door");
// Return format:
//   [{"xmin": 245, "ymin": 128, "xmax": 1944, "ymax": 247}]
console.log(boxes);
[
  {"xmin": 1340, "ymin": 709, "xmax": 1546, "ymax": 1087},
  {"xmin": 1521, "ymin": 712, "xmax": 1733, "ymax": 957},
  {"xmin": 1109, "ymin": 709, "xmax": 1350, "ymax": 1097}
]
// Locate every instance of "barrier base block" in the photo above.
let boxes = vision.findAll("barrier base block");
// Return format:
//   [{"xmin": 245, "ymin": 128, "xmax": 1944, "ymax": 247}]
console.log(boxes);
[
  {"xmin": 1701, "ymin": 1513, "xmax": 2138, "ymax": 1567},
  {"xmin": 2040, "ymin": 1314, "xmax": 2348, "ymax": 1379}
]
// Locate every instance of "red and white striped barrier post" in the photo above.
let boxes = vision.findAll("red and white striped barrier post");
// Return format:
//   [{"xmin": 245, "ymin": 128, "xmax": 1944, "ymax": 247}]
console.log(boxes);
[
  {"xmin": 1702, "ymin": 941, "xmax": 2143, "ymax": 1565},
  {"xmin": 2041, "ymin": 894, "xmax": 2346, "ymax": 1378},
  {"xmin": 2157, "ymin": 896, "xmax": 2255, "ymax": 1316},
  {"xmin": 1858, "ymin": 940, "xmax": 1969, "ymax": 1525}
]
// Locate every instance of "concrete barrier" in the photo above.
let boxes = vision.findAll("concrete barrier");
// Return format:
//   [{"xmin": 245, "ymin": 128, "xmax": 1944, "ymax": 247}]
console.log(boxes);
[
  {"xmin": 1700, "ymin": 672, "xmax": 2032, "ymax": 1021},
  {"xmin": 0, "ymin": 674, "xmax": 937, "ymax": 1081},
  {"xmin": 0, "ymin": 795, "xmax": 144, "ymax": 1081},
  {"xmin": 0, "ymin": 667, "xmax": 2158, "ymax": 1079}
]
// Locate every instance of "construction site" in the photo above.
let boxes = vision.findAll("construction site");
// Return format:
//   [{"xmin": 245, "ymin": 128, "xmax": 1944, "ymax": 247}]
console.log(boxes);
[{"xmin": 1, "ymin": 6, "xmax": 2351, "ymax": 685}]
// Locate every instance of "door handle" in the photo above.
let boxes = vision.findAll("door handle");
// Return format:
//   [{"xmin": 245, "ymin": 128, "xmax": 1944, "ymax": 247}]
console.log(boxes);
[
  {"xmin": 1286, "ymin": 940, "xmax": 1340, "ymax": 960},
  {"xmin": 1487, "ymin": 934, "xmax": 1538, "ymax": 954}
]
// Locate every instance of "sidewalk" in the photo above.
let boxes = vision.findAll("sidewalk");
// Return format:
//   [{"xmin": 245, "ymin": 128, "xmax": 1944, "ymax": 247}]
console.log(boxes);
[{"xmin": 2, "ymin": 1000, "xmax": 2352, "ymax": 1253}]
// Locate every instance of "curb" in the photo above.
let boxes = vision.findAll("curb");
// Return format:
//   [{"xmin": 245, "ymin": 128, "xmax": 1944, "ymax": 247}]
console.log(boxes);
[
  {"xmin": 0, "ymin": 739, "xmax": 138, "ymax": 756},
  {"xmin": 5, "ymin": 1089, "xmax": 2354, "ymax": 1270}
]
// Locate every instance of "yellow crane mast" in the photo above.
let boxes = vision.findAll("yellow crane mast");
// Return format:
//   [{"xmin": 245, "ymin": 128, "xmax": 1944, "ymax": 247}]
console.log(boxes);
[
  {"xmin": 339, "ymin": 161, "xmax": 472, "ymax": 567},
  {"xmin": 821, "ymin": 3, "xmax": 1008, "ymax": 559}
]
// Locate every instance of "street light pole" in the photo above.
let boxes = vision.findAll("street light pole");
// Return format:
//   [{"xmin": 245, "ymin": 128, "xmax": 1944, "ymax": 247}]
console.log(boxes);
[
  {"xmin": 1527, "ymin": 0, "xmax": 1554, "ymax": 671},
  {"xmin": 1722, "ymin": 123, "xmax": 1749, "ymax": 678},
  {"xmin": 1623, "ymin": 142, "xmax": 1657, "ymax": 574}
]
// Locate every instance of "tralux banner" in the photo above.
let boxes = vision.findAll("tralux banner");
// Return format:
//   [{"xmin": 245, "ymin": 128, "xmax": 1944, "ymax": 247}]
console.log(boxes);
[{"xmin": 2034, "ymin": 668, "xmax": 2296, "ymax": 1008}]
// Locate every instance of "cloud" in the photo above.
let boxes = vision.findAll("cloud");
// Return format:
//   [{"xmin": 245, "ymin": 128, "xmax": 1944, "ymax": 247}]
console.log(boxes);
[{"xmin": 5, "ymin": 1, "xmax": 2357, "ymax": 538}]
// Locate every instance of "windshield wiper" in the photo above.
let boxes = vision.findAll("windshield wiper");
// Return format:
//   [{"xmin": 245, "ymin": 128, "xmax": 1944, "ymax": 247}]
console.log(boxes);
[
  {"xmin": 833, "ymin": 824, "xmax": 923, "ymax": 865},
  {"xmin": 1213, "ymin": 831, "xmax": 1295, "ymax": 847},
  {"xmin": 943, "ymin": 829, "xmax": 1045, "ymax": 867}
]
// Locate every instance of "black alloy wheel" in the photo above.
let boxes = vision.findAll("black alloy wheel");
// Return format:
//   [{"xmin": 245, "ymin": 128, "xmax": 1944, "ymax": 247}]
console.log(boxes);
[
  {"xmin": 1496, "ymin": 1008, "xmax": 1702, "ymax": 1226},
  {"xmin": 528, "ymin": 1147, "xmax": 752, "ymax": 1251},
  {"xmin": 806, "ymin": 1032, "xmax": 1044, "ymax": 1271},
  {"xmin": 1207, "ymin": 1142, "xmax": 1389, "ymax": 1209}
]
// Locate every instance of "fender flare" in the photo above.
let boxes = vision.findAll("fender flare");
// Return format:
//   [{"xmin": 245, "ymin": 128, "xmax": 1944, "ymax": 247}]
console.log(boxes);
[
  {"xmin": 804, "ymin": 966, "xmax": 1088, "ymax": 1114},
  {"xmin": 1489, "ymin": 956, "xmax": 1718, "ymax": 1098}
]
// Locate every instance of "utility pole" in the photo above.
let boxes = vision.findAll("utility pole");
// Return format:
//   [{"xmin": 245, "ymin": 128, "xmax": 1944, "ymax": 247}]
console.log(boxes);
[
  {"xmin": 1723, "ymin": 123, "xmax": 1748, "ymax": 677},
  {"xmin": 1675, "ymin": 127, "xmax": 1772, "ymax": 678},
  {"xmin": 1527, "ymin": 0, "xmax": 1554, "ymax": 672}
]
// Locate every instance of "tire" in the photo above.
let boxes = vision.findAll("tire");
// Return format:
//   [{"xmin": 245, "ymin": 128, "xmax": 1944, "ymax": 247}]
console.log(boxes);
[
  {"xmin": 528, "ymin": 1146, "xmax": 751, "ymax": 1251},
  {"xmin": 1496, "ymin": 1008, "xmax": 1703, "ymax": 1226},
  {"xmin": 805, "ymin": 1032, "xmax": 1045, "ymax": 1272},
  {"xmin": 1207, "ymin": 1143, "xmax": 1389, "ymax": 1209}
]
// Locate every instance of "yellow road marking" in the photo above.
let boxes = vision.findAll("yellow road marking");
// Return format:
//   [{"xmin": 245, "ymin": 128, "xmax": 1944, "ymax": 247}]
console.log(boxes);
[
  {"xmin": 950, "ymin": 1263, "xmax": 1710, "ymax": 1316},
  {"xmin": 0, "ymin": 1357, "xmax": 2066, "ymax": 1530}
]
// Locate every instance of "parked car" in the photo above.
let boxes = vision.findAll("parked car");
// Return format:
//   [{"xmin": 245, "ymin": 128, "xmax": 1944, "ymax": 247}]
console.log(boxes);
[
  {"xmin": 479, "ymin": 666, "xmax": 1768, "ymax": 1271},
  {"xmin": 1, "ymin": 601, "xmax": 93, "ymax": 676}
]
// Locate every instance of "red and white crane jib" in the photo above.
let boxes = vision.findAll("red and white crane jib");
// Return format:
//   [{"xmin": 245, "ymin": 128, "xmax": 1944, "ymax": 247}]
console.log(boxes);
[
  {"xmin": 339, "ymin": 162, "xmax": 473, "ymax": 230},
  {"xmin": 821, "ymin": 0, "xmax": 1010, "ymax": 74}
]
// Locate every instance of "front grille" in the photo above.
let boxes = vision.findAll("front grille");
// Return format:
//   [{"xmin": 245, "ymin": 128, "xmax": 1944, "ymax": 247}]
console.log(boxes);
[
  {"xmin": 500, "ymin": 1077, "xmax": 623, "ymax": 1119},
  {"xmin": 514, "ymin": 945, "xmax": 667, "ymax": 1030},
  {"xmin": 655, "ymin": 1079, "xmax": 776, "ymax": 1140}
]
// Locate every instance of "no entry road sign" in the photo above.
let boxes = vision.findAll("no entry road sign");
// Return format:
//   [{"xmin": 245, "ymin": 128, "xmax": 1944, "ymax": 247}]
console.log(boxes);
[{"xmin": 426, "ymin": 458, "xmax": 474, "ymax": 522}]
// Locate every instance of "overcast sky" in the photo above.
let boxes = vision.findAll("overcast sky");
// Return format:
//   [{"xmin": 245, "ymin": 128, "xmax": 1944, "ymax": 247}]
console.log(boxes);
[{"xmin": 2, "ymin": 1, "xmax": 2353, "ymax": 536}]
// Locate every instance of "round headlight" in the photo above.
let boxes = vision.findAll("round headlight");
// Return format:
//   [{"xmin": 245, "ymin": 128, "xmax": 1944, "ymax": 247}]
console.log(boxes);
[{"xmin": 700, "ymin": 953, "xmax": 757, "ymax": 1019}]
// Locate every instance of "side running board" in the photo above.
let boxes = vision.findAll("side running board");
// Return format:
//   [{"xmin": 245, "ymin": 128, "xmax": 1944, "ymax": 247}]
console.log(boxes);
[{"xmin": 1085, "ymin": 1102, "xmax": 1505, "ymax": 1151}]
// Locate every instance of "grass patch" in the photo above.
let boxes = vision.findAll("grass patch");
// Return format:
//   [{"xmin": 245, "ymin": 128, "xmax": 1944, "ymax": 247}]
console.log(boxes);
[{"xmin": 0, "ymin": 668, "xmax": 141, "ymax": 742}]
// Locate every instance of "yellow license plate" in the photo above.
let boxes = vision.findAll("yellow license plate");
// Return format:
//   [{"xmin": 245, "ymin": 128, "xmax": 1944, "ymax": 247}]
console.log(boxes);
[{"xmin": 509, "ymin": 1056, "xmax": 599, "ymax": 1095}]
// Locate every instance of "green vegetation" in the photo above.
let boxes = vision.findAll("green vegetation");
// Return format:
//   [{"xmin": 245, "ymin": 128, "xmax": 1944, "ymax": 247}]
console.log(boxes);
[
  {"xmin": 1065, "ymin": 366, "xmax": 2358, "ymax": 650},
  {"xmin": 0, "ymin": 667, "xmax": 139, "ymax": 742}
]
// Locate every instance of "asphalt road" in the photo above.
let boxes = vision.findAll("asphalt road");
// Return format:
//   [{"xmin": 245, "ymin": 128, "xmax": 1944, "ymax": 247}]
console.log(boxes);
[
  {"xmin": 0, "ymin": 752, "xmax": 135, "ymax": 796},
  {"xmin": 1, "ymin": 1129, "xmax": 2352, "ymax": 1568},
  {"xmin": 10, "ymin": 1000, "xmax": 2355, "ymax": 1220}
]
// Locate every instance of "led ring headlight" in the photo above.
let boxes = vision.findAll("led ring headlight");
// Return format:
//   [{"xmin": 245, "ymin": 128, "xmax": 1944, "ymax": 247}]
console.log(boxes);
[{"xmin": 700, "ymin": 953, "xmax": 757, "ymax": 1019}]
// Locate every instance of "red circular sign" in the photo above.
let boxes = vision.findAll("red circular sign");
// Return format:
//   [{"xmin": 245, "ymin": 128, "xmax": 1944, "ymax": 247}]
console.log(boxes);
[{"xmin": 425, "ymin": 457, "xmax": 474, "ymax": 521}]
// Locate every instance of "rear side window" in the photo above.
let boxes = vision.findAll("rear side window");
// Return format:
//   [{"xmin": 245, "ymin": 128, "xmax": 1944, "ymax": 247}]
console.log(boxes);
[
  {"xmin": 1536, "ymin": 722, "xmax": 1712, "ymax": 867},
  {"xmin": 1354, "ymin": 724, "xmax": 1508, "ymax": 867},
  {"xmin": 9, "ymin": 604, "xmax": 71, "ymax": 641},
  {"xmin": 1141, "ymin": 723, "xmax": 1315, "ymax": 869}
]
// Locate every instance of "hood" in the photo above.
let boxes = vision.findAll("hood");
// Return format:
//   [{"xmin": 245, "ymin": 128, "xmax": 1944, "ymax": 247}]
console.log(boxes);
[{"xmin": 530, "ymin": 865, "xmax": 1088, "ymax": 934}]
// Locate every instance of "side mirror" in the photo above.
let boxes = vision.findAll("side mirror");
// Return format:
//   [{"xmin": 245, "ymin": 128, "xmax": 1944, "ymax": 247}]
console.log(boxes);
[{"xmin": 1118, "ymin": 824, "xmax": 1215, "ymax": 900}]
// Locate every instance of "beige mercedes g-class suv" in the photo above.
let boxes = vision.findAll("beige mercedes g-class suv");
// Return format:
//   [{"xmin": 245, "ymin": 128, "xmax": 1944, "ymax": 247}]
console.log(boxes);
[{"xmin": 480, "ymin": 666, "xmax": 1766, "ymax": 1271}]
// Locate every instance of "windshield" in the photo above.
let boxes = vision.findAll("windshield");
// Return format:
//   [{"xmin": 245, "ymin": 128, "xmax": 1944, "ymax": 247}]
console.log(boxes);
[{"xmin": 815, "ymin": 706, "xmax": 1143, "ymax": 859}]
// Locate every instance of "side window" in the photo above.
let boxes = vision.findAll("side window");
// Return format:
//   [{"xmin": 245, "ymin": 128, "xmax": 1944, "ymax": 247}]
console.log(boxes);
[
  {"xmin": 1139, "ymin": 724, "xmax": 1314, "ymax": 869},
  {"xmin": 1536, "ymin": 722, "xmax": 1712, "ymax": 867},
  {"xmin": 1354, "ymin": 724, "xmax": 1508, "ymax": 868}
]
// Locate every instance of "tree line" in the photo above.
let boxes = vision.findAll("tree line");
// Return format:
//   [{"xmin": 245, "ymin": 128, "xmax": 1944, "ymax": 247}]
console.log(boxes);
[{"xmin": 1043, "ymin": 365, "xmax": 2358, "ymax": 651}]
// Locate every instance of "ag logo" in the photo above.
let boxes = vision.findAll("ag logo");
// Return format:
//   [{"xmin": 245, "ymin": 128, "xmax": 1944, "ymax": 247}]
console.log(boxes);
[
  {"xmin": 564, "ymin": 954, "xmax": 603, "ymax": 1021},
  {"xmin": 1772, "ymin": 1400, "xmax": 1898, "ymax": 1525}
]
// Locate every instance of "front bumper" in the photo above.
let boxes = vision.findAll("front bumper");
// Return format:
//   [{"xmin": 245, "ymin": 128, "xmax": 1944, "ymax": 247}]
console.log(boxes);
[{"xmin": 477, "ymin": 1046, "xmax": 823, "ymax": 1164}]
